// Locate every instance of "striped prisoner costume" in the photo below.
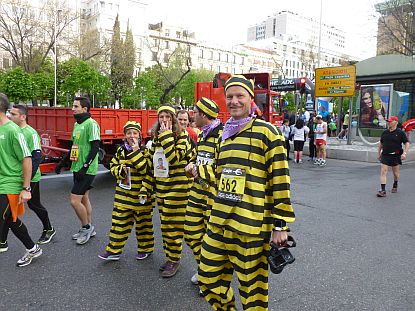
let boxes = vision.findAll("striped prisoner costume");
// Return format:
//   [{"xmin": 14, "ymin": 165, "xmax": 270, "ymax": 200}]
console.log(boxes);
[
  {"xmin": 197, "ymin": 118, "xmax": 295, "ymax": 310},
  {"xmin": 105, "ymin": 145, "xmax": 155, "ymax": 255},
  {"xmin": 184, "ymin": 123, "xmax": 223, "ymax": 265},
  {"xmin": 147, "ymin": 129, "xmax": 196, "ymax": 263}
]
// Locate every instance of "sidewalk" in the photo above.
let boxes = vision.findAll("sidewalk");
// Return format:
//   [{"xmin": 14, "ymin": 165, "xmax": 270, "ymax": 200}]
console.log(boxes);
[{"xmin": 297, "ymin": 137, "xmax": 415, "ymax": 163}]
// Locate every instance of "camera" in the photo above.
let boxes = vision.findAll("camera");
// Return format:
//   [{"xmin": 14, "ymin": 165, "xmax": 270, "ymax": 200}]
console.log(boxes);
[{"xmin": 268, "ymin": 236, "xmax": 296, "ymax": 274}]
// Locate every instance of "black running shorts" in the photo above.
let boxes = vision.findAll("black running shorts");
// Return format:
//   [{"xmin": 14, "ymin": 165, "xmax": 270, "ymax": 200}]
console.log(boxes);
[
  {"xmin": 381, "ymin": 154, "xmax": 401, "ymax": 167},
  {"xmin": 293, "ymin": 140, "xmax": 305, "ymax": 151},
  {"xmin": 71, "ymin": 173, "xmax": 95, "ymax": 195}
]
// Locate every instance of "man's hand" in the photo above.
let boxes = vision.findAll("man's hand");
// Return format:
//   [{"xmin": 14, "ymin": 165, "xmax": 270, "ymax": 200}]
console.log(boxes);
[
  {"xmin": 271, "ymin": 230, "xmax": 288, "ymax": 246},
  {"xmin": 19, "ymin": 190, "xmax": 31, "ymax": 204},
  {"xmin": 401, "ymin": 152, "xmax": 407, "ymax": 161},
  {"xmin": 185, "ymin": 163, "xmax": 195, "ymax": 177},
  {"xmin": 131, "ymin": 137, "xmax": 140, "ymax": 151}
]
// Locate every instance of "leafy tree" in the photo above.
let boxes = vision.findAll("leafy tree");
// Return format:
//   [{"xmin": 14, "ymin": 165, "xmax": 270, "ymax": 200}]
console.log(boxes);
[{"xmin": 0, "ymin": 66, "xmax": 33, "ymax": 102}]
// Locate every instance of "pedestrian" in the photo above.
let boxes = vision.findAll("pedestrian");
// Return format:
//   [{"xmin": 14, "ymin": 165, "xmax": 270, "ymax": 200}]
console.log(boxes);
[
  {"xmin": 279, "ymin": 119, "xmax": 291, "ymax": 160},
  {"xmin": 338, "ymin": 110, "xmax": 349, "ymax": 139},
  {"xmin": 307, "ymin": 114, "xmax": 317, "ymax": 161},
  {"xmin": 1, "ymin": 105, "xmax": 56, "ymax": 246},
  {"xmin": 194, "ymin": 75, "xmax": 295, "ymax": 310},
  {"xmin": 0, "ymin": 93, "xmax": 42, "ymax": 266},
  {"xmin": 376, "ymin": 116, "xmax": 410, "ymax": 197},
  {"xmin": 291, "ymin": 118, "xmax": 309, "ymax": 163},
  {"xmin": 146, "ymin": 105, "xmax": 196, "ymax": 278},
  {"xmin": 99, "ymin": 121, "xmax": 155, "ymax": 261},
  {"xmin": 177, "ymin": 109, "xmax": 198, "ymax": 144},
  {"xmin": 314, "ymin": 114, "xmax": 328, "ymax": 166},
  {"xmin": 55, "ymin": 96, "xmax": 100, "ymax": 245},
  {"xmin": 184, "ymin": 97, "xmax": 223, "ymax": 287}
]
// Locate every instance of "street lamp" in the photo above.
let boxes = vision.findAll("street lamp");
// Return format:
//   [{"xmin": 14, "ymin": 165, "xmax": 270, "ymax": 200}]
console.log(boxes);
[{"xmin": 54, "ymin": 8, "xmax": 62, "ymax": 107}]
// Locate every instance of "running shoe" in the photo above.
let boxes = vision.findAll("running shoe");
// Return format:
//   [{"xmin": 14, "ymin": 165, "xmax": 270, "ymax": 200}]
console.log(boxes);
[
  {"xmin": 391, "ymin": 187, "xmax": 398, "ymax": 193},
  {"xmin": 72, "ymin": 227, "xmax": 96, "ymax": 240},
  {"xmin": 38, "ymin": 227, "xmax": 56, "ymax": 244},
  {"xmin": 76, "ymin": 225, "xmax": 95, "ymax": 245},
  {"xmin": 136, "ymin": 252, "xmax": 151, "ymax": 260},
  {"xmin": 319, "ymin": 160, "xmax": 326, "ymax": 167},
  {"xmin": 191, "ymin": 273, "xmax": 198, "ymax": 285},
  {"xmin": 98, "ymin": 251, "xmax": 121, "ymax": 261},
  {"xmin": 16, "ymin": 244, "xmax": 42, "ymax": 267},
  {"xmin": 377, "ymin": 190, "xmax": 387, "ymax": 197},
  {"xmin": 161, "ymin": 261, "xmax": 180, "ymax": 278},
  {"xmin": 0, "ymin": 241, "xmax": 8, "ymax": 253}
]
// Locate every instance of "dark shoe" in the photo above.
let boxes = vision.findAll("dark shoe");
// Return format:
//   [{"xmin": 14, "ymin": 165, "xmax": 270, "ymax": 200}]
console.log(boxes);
[
  {"xmin": 391, "ymin": 188, "xmax": 398, "ymax": 193},
  {"xmin": 159, "ymin": 260, "xmax": 169, "ymax": 271},
  {"xmin": 0, "ymin": 241, "xmax": 8, "ymax": 253},
  {"xmin": 161, "ymin": 261, "xmax": 180, "ymax": 278},
  {"xmin": 98, "ymin": 251, "xmax": 121, "ymax": 261},
  {"xmin": 136, "ymin": 252, "xmax": 151, "ymax": 260},
  {"xmin": 38, "ymin": 227, "xmax": 56, "ymax": 244},
  {"xmin": 377, "ymin": 190, "xmax": 386, "ymax": 197}
]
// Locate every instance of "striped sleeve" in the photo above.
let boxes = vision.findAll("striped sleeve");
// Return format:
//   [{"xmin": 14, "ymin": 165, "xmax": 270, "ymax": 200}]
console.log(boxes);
[
  {"xmin": 18, "ymin": 132, "xmax": 31, "ymax": 158},
  {"xmin": 125, "ymin": 148, "xmax": 147, "ymax": 174},
  {"xmin": 158, "ymin": 130, "xmax": 190, "ymax": 165},
  {"xmin": 110, "ymin": 147, "xmax": 125, "ymax": 180}
]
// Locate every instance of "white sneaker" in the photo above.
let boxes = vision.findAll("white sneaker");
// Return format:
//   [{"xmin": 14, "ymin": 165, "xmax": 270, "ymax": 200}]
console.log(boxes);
[
  {"xmin": 191, "ymin": 272, "xmax": 198, "ymax": 285},
  {"xmin": 16, "ymin": 244, "xmax": 42, "ymax": 267},
  {"xmin": 72, "ymin": 227, "xmax": 96, "ymax": 240},
  {"xmin": 76, "ymin": 225, "xmax": 95, "ymax": 245},
  {"xmin": 319, "ymin": 160, "xmax": 326, "ymax": 167},
  {"xmin": 313, "ymin": 159, "xmax": 321, "ymax": 165}
]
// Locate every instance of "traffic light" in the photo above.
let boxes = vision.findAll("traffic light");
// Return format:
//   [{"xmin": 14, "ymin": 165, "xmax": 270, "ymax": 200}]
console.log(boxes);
[{"xmin": 299, "ymin": 77, "xmax": 306, "ymax": 94}]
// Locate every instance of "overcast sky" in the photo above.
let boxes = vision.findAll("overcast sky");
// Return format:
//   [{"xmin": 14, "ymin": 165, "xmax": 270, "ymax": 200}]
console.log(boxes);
[{"xmin": 147, "ymin": 0, "xmax": 382, "ymax": 59}]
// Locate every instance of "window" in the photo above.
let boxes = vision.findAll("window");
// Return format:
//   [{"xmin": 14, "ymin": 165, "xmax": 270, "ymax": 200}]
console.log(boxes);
[
  {"xmin": 209, "ymin": 51, "xmax": 213, "ymax": 60},
  {"xmin": 233, "ymin": 55, "xmax": 236, "ymax": 64},
  {"xmin": 165, "ymin": 41, "xmax": 169, "ymax": 49},
  {"xmin": 165, "ymin": 29, "xmax": 170, "ymax": 37},
  {"xmin": 100, "ymin": 1, "xmax": 105, "ymax": 8},
  {"xmin": 199, "ymin": 49, "xmax": 204, "ymax": 58},
  {"xmin": 225, "ymin": 54, "xmax": 228, "ymax": 62},
  {"xmin": 176, "ymin": 31, "xmax": 181, "ymax": 38},
  {"xmin": 217, "ymin": 52, "xmax": 221, "ymax": 61},
  {"xmin": 164, "ymin": 53, "xmax": 170, "ymax": 63},
  {"xmin": 152, "ymin": 52, "xmax": 157, "ymax": 61},
  {"xmin": 154, "ymin": 38, "xmax": 159, "ymax": 46},
  {"xmin": 241, "ymin": 57, "xmax": 244, "ymax": 65}
]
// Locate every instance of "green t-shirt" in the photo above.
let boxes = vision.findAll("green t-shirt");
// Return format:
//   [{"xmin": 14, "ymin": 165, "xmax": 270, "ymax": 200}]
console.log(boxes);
[
  {"xmin": 21, "ymin": 125, "xmax": 41, "ymax": 183},
  {"xmin": 0, "ymin": 121, "xmax": 31, "ymax": 194},
  {"xmin": 70, "ymin": 118, "xmax": 100, "ymax": 175}
]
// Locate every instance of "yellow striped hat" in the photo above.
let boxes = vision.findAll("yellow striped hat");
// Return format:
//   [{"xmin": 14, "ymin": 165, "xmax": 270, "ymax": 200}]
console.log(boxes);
[
  {"xmin": 195, "ymin": 97, "xmax": 219, "ymax": 119},
  {"xmin": 157, "ymin": 105, "xmax": 176, "ymax": 115},
  {"xmin": 123, "ymin": 121, "xmax": 141, "ymax": 133},
  {"xmin": 224, "ymin": 75, "xmax": 254, "ymax": 97}
]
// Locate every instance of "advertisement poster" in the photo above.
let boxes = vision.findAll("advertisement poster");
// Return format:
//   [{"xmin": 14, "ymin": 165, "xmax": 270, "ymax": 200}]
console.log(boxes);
[
  {"xmin": 359, "ymin": 84, "xmax": 393, "ymax": 129},
  {"xmin": 317, "ymin": 99, "xmax": 330, "ymax": 121}
]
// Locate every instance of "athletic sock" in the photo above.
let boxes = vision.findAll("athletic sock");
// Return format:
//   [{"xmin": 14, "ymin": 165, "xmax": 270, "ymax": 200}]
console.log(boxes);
[
  {"xmin": 381, "ymin": 184, "xmax": 386, "ymax": 191},
  {"xmin": 28, "ymin": 244, "xmax": 37, "ymax": 252},
  {"xmin": 393, "ymin": 180, "xmax": 398, "ymax": 188},
  {"xmin": 83, "ymin": 224, "xmax": 91, "ymax": 230}
]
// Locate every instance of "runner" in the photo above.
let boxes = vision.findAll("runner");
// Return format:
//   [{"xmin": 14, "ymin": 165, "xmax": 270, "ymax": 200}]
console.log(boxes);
[
  {"xmin": 184, "ymin": 97, "xmax": 222, "ymax": 287},
  {"xmin": 99, "ymin": 121, "xmax": 155, "ymax": 261},
  {"xmin": 376, "ymin": 116, "xmax": 410, "ymax": 197},
  {"xmin": 55, "ymin": 96, "xmax": 100, "ymax": 245},
  {"xmin": 314, "ymin": 114, "xmax": 328, "ymax": 167},
  {"xmin": 0, "ymin": 93, "xmax": 42, "ymax": 266}
]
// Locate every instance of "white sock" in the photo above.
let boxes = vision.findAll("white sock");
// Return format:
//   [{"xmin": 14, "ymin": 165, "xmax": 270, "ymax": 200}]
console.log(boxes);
[{"xmin": 28, "ymin": 244, "xmax": 37, "ymax": 252}]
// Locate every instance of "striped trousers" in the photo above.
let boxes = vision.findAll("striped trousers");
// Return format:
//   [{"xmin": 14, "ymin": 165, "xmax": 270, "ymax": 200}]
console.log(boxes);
[
  {"xmin": 157, "ymin": 197, "xmax": 187, "ymax": 263},
  {"xmin": 106, "ymin": 206, "xmax": 154, "ymax": 255},
  {"xmin": 198, "ymin": 224, "xmax": 270, "ymax": 311},
  {"xmin": 184, "ymin": 198, "xmax": 211, "ymax": 265}
]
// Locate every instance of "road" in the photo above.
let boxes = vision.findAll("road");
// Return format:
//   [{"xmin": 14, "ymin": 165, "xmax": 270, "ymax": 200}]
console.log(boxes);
[{"xmin": 1, "ymin": 159, "xmax": 415, "ymax": 311}]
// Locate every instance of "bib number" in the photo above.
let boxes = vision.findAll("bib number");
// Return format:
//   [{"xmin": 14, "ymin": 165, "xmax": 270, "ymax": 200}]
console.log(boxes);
[
  {"xmin": 196, "ymin": 151, "xmax": 214, "ymax": 166},
  {"xmin": 70, "ymin": 145, "xmax": 79, "ymax": 161},
  {"xmin": 218, "ymin": 167, "xmax": 246, "ymax": 202}
]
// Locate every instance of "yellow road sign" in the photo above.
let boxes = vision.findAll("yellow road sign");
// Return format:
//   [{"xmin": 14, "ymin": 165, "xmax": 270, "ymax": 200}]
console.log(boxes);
[{"xmin": 315, "ymin": 65, "xmax": 356, "ymax": 97}]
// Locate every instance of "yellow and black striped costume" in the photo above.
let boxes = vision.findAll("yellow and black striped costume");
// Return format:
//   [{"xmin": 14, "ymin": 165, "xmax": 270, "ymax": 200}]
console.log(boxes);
[
  {"xmin": 197, "ymin": 118, "xmax": 295, "ymax": 311},
  {"xmin": 146, "ymin": 130, "xmax": 196, "ymax": 263},
  {"xmin": 106, "ymin": 146, "xmax": 155, "ymax": 255},
  {"xmin": 184, "ymin": 123, "xmax": 223, "ymax": 265}
]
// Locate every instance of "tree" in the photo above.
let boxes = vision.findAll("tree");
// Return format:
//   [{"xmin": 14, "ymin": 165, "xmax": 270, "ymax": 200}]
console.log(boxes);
[
  {"xmin": 0, "ymin": 66, "xmax": 33, "ymax": 102},
  {"xmin": 0, "ymin": 0, "xmax": 79, "ymax": 73},
  {"xmin": 376, "ymin": 0, "xmax": 415, "ymax": 56},
  {"xmin": 110, "ymin": 15, "xmax": 135, "ymax": 106}
]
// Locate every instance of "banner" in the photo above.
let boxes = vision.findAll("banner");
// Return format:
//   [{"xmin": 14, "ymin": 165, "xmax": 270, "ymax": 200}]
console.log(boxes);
[{"xmin": 359, "ymin": 84, "xmax": 393, "ymax": 129}]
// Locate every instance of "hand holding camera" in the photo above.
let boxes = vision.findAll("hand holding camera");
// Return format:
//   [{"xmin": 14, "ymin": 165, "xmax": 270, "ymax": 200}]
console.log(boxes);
[{"xmin": 268, "ymin": 235, "xmax": 296, "ymax": 274}]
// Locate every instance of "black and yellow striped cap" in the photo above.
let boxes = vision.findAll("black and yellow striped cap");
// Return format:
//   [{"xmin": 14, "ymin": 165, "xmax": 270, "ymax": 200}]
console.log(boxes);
[
  {"xmin": 123, "ymin": 121, "xmax": 141, "ymax": 133},
  {"xmin": 157, "ymin": 105, "xmax": 176, "ymax": 115},
  {"xmin": 195, "ymin": 97, "xmax": 219, "ymax": 119},
  {"xmin": 224, "ymin": 75, "xmax": 254, "ymax": 97}
]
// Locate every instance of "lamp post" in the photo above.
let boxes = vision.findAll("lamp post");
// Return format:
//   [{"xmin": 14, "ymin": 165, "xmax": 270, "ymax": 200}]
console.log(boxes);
[
  {"xmin": 54, "ymin": 8, "xmax": 62, "ymax": 107},
  {"xmin": 317, "ymin": 0, "xmax": 323, "ymax": 68}
]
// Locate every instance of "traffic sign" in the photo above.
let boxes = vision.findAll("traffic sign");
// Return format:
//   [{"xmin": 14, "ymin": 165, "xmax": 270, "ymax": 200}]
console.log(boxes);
[{"xmin": 315, "ymin": 65, "xmax": 356, "ymax": 97}]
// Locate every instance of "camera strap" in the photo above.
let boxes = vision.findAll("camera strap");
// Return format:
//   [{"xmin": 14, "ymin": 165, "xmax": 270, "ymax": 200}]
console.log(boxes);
[{"xmin": 272, "ymin": 236, "xmax": 296, "ymax": 249}]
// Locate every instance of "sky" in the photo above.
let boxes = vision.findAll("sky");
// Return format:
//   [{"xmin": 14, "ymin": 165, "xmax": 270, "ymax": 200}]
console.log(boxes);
[{"xmin": 147, "ymin": 0, "xmax": 382, "ymax": 59}]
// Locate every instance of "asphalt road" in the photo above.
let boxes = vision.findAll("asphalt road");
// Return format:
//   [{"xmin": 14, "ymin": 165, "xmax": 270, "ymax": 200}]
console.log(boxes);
[{"xmin": 1, "ymin": 159, "xmax": 415, "ymax": 311}]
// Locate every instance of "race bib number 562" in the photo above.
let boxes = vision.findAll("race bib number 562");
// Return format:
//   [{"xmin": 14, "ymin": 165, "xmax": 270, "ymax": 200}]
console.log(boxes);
[{"xmin": 218, "ymin": 167, "xmax": 246, "ymax": 202}]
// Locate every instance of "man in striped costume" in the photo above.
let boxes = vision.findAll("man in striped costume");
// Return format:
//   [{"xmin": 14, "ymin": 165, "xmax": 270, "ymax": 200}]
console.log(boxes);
[
  {"xmin": 184, "ymin": 97, "xmax": 223, "ymax": 286},
  {"xmin": 99, "ymin": 121, "xmax": 155, "ymax": 261},
  {"xmin": 195, "ymin": 76, "xmax": 295, "ymax": 310},
  {"xmin": 146, "ymin": 105, "xmax": 196, "ymax": 278}
]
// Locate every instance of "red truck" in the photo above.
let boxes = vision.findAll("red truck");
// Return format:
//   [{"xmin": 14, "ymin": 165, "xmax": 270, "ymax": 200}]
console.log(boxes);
[
  {"xmin": 195, "ymin": 72, "xmax": 284, "ymax": 126},
  {"xmin": 28, "ymin": 72, "xmax": 282, "ymax": 173}
]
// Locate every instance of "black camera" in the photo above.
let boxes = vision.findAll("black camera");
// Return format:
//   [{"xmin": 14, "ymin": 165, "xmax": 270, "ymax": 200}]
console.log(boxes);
[{"xmin": 268, "ymin": 236, "xmax": 296, "ymax": 274}]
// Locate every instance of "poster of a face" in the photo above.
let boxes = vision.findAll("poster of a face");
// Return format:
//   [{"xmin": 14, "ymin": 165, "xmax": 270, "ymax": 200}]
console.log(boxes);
[{"xmin": 359, "ymin": 84, "xmax": 393, "ymax": 129}]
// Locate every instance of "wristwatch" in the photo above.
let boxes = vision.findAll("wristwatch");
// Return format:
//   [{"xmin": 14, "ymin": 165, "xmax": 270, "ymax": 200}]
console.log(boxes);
[
  {"xmin": 83, "ymin": 164, "xmax": 89, "ymax": 169},
  {"xmin": 22, "ymin": 186, "xmax": 32, "ymax": 192}
]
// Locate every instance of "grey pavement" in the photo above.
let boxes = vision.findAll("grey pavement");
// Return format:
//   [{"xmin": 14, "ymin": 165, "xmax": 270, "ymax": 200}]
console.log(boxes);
[{"xmin": 1, "ymin": 159, "xmax": 415, "ymax": 311}]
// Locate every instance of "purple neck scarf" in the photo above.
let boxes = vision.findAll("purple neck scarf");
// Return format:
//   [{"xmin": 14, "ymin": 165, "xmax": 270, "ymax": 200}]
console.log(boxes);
[
  {"xmin": 202, "ymin": 119, "xmax": 220, "ymax": 139},
  {"xmin": 221, "ymin": 116, "xmax": 253, "ymax": 141},
  {"xmin": 123, "ymin": 141, "xmax": 133, "ymax": 152}
]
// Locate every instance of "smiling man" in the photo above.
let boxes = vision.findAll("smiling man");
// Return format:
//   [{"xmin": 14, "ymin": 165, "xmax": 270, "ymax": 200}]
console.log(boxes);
[{"xmin": 196, "ymin": 75, "xmax": 295, "ymax": 310}]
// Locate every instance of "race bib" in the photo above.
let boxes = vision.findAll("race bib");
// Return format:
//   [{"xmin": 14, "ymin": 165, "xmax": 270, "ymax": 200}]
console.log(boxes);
[
  {"xmin": 196, "ymin": 151, "xmax": 214, "ymax": 166},
  {"xmin": 70, "ymin": 145, "xmax": 79, "ymax": 161},
  {"xmin": 153, "ymin": 148, "xmax": 169, "ymax": 178},
  {"xmin": 218, "ymin": 167, "xmax": 246, "ymax": 202}
]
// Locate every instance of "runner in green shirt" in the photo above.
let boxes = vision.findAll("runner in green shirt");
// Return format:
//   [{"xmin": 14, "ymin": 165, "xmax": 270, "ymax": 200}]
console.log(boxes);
[
  {"xmin": 4, "ymin": 105, "xmax": 56, "ymax": 245},
  {"xmin": 0, "ymin": 93, "xmax": 42, "ymax": 267},
  {"xmin": 55, "ymin": 96, "xmax": 100, "ymax": 245}
]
